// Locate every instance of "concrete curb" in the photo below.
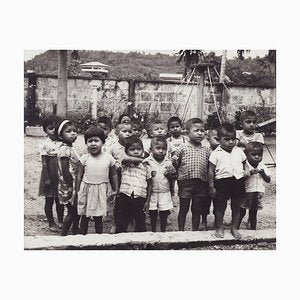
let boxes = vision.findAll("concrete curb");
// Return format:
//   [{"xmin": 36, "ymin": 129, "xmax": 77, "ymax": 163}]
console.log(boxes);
[{"xmin": 24, "ymin": 229, "xmax": 276, "ymax": 250}]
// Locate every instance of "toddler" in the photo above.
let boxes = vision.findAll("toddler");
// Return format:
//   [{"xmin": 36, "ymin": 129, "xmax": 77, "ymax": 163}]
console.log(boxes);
[
  {"xmin": 208, "ymin": 123, "xmax": 247, "ymax": 239},
  {"xmin": 238, "ymin": 142, "xmax": 271, "ymax": 230},
  {"xmin": 76, "ymin": 126, "xmax": 118, "ymax": 234},
  {"xmin": 172, "ymin": 118, "xmax": 211, "ymax": 231},
  {"xmin": 56, "ymin": 119, "xmax": 81, "ymax": 236},
  {"xmin": 167, "ymin": 116, "xmax": 187, "ymax": 156},
  {"xmin": 38, "ymin": 114, "xmax": 64, "ymax": 231},
  {"xmin": 96, "ymin": 116, "xmax": 115, "ymax": 151},
  {"xmin": 144, "ymin": 137, "xmax": 176, "ymax": 232},
  {"xmin": 115, "ymin": 136, "xmax": 152, "ymax": 233}
]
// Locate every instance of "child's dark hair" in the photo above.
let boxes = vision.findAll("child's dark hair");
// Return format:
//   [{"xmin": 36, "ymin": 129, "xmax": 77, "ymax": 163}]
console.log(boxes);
[
  {"xmin": 131, "ymin": 117, "xmax": 143, "ymax": 130},
  {"xmin": 97, "ymin": 116, "xmax": 112, "ymax": 129},
  {"xmin": 84, "ymin": 126, "xmax": 106, "ymax": 144},
  {"xmin": 118, "ymin": 113, "xmax": 131, "ymax": 124},
  {"xmin": 55, "ymin": 119, "xmax": 75, "ymax": 140},
  {"xmin": 124, "ymin": 136, "xmax": 144, "ymax": 154},
  {"xmin": 245, "ymin": 141, "xmax": 263, "ymax": 155},
  {"xmin": 217, "ymin": 123, "xmax": 236, "ymax": 138},
  {"xmin": 42, "ymin": 114, "xmax": 62, "ymax": 132},
  {"xmin": 185, "ymin": 118, "xmax": 203, "ymax": 131},
  {"xmin": 240, "ymin": 110, "xmax": 257, "ymax": 122},
  {"xmin": 151, "ymin": 136, "xmax": 168, "ymax": 149},
  {"xmin": 167, "ymin": 116, "xmax": 182, "ymax": 129}
]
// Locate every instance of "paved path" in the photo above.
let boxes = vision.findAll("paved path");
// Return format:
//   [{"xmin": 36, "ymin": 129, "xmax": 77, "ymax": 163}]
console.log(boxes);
[{"xmin": 24, "ymin": 229, "xmax": 276, "ymax": 250}]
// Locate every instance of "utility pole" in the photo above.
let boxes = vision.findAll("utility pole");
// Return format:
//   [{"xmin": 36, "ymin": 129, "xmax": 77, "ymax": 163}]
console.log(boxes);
[
  {"xmin": 57, "ymin": 50, "xmax": 68, "ymax": 117},
  {"xmin": 219, "ymin": 50, "xmax": 227, "ymax": 83}
]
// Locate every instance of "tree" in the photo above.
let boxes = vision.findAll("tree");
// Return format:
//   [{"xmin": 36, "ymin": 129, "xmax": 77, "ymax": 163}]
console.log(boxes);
[{"xmin": 176, "ymin": 50, "xmax": 205, "ymax": 77}]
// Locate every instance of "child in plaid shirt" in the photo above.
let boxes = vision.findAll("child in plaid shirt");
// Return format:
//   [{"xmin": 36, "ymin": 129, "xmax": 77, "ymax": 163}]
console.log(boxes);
[
  {"xmin": 172, "ymin": 118, "xmax": 211, "ymax": 231},
  {"xmin": 115, "ymin": 136, "xmax": 152, "ymax": 233}
]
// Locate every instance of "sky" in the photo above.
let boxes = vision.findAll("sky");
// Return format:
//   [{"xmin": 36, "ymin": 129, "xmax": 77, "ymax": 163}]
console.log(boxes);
[{"xmin": 24, "ymin": 49, "xmax": 268, "ymax": 62}]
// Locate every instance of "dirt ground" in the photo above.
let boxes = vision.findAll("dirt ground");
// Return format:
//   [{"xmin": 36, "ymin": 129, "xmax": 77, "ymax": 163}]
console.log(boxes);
[{"xmin": 24, "ymin": 135, "xmax": 276, "ymax": 237}]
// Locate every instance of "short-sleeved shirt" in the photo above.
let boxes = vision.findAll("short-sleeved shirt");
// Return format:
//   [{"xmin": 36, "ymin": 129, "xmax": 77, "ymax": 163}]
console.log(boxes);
[
  {"xmin": 172, "ymin": 141, "xmax": 211, "ymax": 181},
  {"xmin": 119, "ymin": 163, "xmax": 152, "ymax": 198},
  {"xmin": 143, "ymin": 155, "xmax": 176, "ymax": 193},
  {"xmin": 57, "ymin": 144, "xmax": 80, "ymax": 180},
  {"xmin": 39, "ymin": 138, "xmax": 61, "ymax": 157},
  {"xmin": 236, "ymin": 130, "xmax": 264, "ymax": 146},
  {"xmin": 102, "ymin": 131, "xmax": 118, "ymax": 152},
  {"xmin": 106, "ymin": 141, "xmax": 125, "ymax": 169},
  {"xmin": 209, "ymin": 145, "xmax": 246, "ymax": 180},
  {"xmin": 80, "ymin": 152, "xmax": 115, "ymax": 184},
  {"xmin": 245, "ymin": 161, "xmax": 270, "ymax": 193}
]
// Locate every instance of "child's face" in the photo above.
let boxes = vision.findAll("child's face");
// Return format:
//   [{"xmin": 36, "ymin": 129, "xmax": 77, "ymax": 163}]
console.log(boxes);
[
  {"xmin": 208, "ymin": 130, "xmax": 219, "ymax": 150},
  {"xmin": 117, "ymin": 124, "xmax": 133, "ymax": 144},
  {"xmin": 132, "ymin": 125, "xmax": 142, "ymax": 138},
  {"xmin": 151, "ymin": 141, "xmax": 167, "ymax": 161},
  {"xmin": 62, "ymin": 125, "xmax": 77, "ymax": 145},
  {"xmin": 45, "ymin": 123, "xmax": 56, "ymax": 140},
  {"xmin": 98, "ymin": 122, "xmax": 111, "ymax": 138},
  {"xmin": 219, "ymin": 132, "xmax": 236, "ymax": 152},
  {"xmin": 168, "ymin": 121, "xmax": 182, "ymax": 138},
  {"xmin": 242, "ymin": 116, "xmax": 257, "ymax": 134},
  {"xmin": 188, "ymin": 123, "xmax": 205, "ymax": 145},
  {"xmin": 151, "ymin": 123, "xmax": 166, "ymax": 137},
  {"xmin": 127, "ymin": 143, "xmax": 143, "ymax": 158},
  {"xmin": 247, "ymin": 149, "xmax": 263, "ymax": 167},
  {"xmin": 86, "ymin": 136, "xmax": 103, "ymax": 156},
  {"xmin": 120, "ymin": 116, "xmax": 131, "ymax": 124}
]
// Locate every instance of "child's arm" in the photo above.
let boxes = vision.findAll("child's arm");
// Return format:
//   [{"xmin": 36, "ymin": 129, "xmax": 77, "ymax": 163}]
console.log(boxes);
[
  {"xmin": 144, "ymin": 178, "xmax": 153, "ymax": 214},
  {"xmin": 60, "ymin": 157, "xmax": 73, "ymax": 185},
  {"xmin": 75, "ymin": 162, "xmax": 84, "ymax": 194},
  {"xmin": 258, "ymin": 168, "xmax": 271, "ymax": 183},
  {"xmin": 169, "ymin": 178, "xmax": 175, "ymax": 198},
  {"xmin": 208, "ymin": 162, "xmax": 217, "ymax": 198},
  {"xmin": 41, "ymin": 156, "xmax": 50, "ymax": 185},
  {"xmin": 122, "ymin": 154, "xmax": 143, "ymax": 166},
  {"xmin": 109, "ymin": 165, "xmax": 119, "ymax": 193}
]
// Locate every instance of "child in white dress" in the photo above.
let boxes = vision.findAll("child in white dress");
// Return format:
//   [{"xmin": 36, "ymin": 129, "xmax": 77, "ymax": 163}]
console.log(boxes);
[{"xmin": 77, "ymin": 126, "xmax": 118, "ymax": 234}]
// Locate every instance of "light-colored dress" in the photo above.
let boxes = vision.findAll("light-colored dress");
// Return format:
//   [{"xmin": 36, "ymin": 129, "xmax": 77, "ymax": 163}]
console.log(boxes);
[
  {"xmin": 57, "ymin": 143, "xmax": 80, "ymax": 205},
  {"xmin": 78, "ymin": 152, "xmax": 115, "ymax": 217}
]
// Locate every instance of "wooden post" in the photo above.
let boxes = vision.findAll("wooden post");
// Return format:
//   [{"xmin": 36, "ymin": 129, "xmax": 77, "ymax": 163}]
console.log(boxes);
[
  {"xmin": 57, "ymin": 50, "xmax": 68, "ymax": 117},
  {"xmin": 90, "ymin": 80, "xmax": 98, "ymax": 119},
  {"xmin": 197, "ymin": 71, "xmax": 204, "ymax": 119}
]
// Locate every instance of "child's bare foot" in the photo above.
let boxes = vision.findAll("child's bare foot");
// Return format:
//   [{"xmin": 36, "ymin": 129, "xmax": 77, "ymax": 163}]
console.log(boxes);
[
  {"xmin": 57, "ymin": 222, "xmax": 63, "ymax": 229},
  {"xmin": 215, "ymin": 228, "xmax": 224, "ymax": 238},
  {"xmin": 224, "ymin": 220, "xmax": 231, "ymax": 226},
  {"xmin": 199, "ymin": 222, "xmax": 207, "ymax": 231},
  {"xmin": 110, "ymin": 225, "xmax": 116, "ymax": 234},
  {"xmin": 246, "ymin": 218, "xmax": 251, "ymax": 229},
  {"xmin": 49, "ymin": 223, "xmax": 60, "ymax": 232},
  {"xmin": 231, "ymin": 228, "xmax": 242, "ymax": 239}
]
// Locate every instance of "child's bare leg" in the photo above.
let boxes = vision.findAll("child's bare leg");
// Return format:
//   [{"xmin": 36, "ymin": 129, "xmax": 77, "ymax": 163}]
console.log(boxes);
[
  {"xmin": 178, "ymin": 197, "xmax": 190, "ymax": 231},
  {"xmin": 249, "ymin": 208, "xmax": 258, "ymax": 230},
  {"xmin": 94, "ymin": 216, "xmax": 103, "ymax": 233},
  {"xmin": 199, "ymin": 214, "xmax": 208, "ymax": 231},
  {"xmin": 231, "ymin": 197, "xmax": 242, "ymax": 239},
  {"xmin": 149, "ymin": 210, "xmax": 158, "ymax": 232},
  {"xmin": 191, "ymin": 196, "xmax": 202, "ymax": 231},
  {"xmin": 61, "ymin": 203, "xmax": 74, "ymax": 236},
  {"xmin": 45, "ymin": 197, "xmax": 58, "ymax": 230},
  {"xmin": 215, "ymin": 210, "xmax": 225, "ymax": 238},
  {"xmin": 238, "ymin": 208, "xmax": 247, "ymax": 229},
  {"xmin": 80, "ymin": 215, "xmax": 90, "ymax": 235},
  {"xmin": 159, "ymin": 210, "xmax": 169, "ymax": 232},
  {"xmin": 71, "ymin": 208, "xmax": 80, "ymax": 235},
  {"xmin": 54, "ymin": 196, "xmax": 64, "ymax": 227}
]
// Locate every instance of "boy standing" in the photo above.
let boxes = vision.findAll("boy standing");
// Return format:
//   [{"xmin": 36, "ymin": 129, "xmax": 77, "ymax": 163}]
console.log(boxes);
[
  {"xmin": 172, "ymin": 118, "xmax": 211, "ymax": 231},
  {"xmin": 208, "ymin": 123, "xmax": 247, "ymax": 239}
]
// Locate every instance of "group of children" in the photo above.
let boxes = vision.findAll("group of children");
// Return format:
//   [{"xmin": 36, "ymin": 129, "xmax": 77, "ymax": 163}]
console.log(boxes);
[{"xmin": 38, "ymin": 110, "xmax": 270, "ymax": 239}]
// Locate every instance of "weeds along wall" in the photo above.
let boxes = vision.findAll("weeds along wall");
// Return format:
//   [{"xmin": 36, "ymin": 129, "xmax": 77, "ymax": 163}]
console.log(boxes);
[{"xmin": 24, "ymin": 73, "xmax": 276, "ymax": 125}]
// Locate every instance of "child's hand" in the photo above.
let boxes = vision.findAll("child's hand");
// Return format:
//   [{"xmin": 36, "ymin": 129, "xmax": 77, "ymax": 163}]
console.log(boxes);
[
  {"xmin": 258, "ymin": 169, "xmax": 265, "ymax": 175},
  {"xmin": 142, "ymin": 159, "xmax": 150, "ymax": 166},
  {"xmin": 143, "ymin": 201, "xmax": 149, "ymax": 214},
  {"xmin": 209, "ymin": 186, "xmax": 217, "ymax": 198},
  {"xmin": 107, "ymin": 190, "xmax": 118, "ymax": 204}
]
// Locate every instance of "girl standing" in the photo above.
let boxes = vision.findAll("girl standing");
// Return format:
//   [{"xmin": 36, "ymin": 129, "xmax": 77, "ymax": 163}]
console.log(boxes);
[
  {"xmin": 76, "ymin": 126, "xmax": 119, "ymax": 234},
  {"xmin": 38, "ymin": 115, "xmax": 64, "ymax": 231},
  {"xmin": 56, "ymin": 119, "xmax": 81, "ymax": 236}
]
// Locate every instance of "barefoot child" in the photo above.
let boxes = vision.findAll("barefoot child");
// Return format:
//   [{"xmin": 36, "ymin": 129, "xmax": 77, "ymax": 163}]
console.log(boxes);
[
  {"xmin": 238, "ymin": 142, "xmax": 271, "ymax": 230},
  {"xmin": 172, "ymin": 118, "xmax": 211, "ymax": 231},
  {"xmin": 38, "ymin": 114, "xmax": 64, "ymax": 231},
  {"xmin": 56, "ymin": 119, "xmax": 81, "ymax": 236},
  {"xmin": 144, "ymin": 137, "xmax": 176, "ymax": 232},
  {"xmin": 76, "ymin": 127, "xmax": 118, "ymax": 234},
  {"xmin": 115, "ymin": 136, "xmax": 152, "ymax": 233},
  {"xmin": 208, "ymin": 123, "xmax": 247, "ymax": 239}
]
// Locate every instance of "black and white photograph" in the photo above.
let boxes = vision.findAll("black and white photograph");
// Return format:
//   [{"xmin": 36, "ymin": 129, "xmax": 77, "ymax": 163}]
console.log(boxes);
[{"xmin": 23, "ymin": 49, "xmax": 276, "ymax": 250}]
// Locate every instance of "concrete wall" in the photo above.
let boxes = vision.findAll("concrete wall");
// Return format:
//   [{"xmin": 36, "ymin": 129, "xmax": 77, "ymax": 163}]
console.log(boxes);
[{"xmin": 24, "ymin": 74, "xmax": 276, "ymax": 124}]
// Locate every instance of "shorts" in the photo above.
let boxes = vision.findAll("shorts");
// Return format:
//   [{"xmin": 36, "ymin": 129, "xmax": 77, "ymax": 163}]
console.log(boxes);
[
  {"xmin": 149, "ymin": 192, "xmax": 173, "ymax": 211},
  {"xmin": 241, "ymin": 192, "xmax": 263, "ymax": 210},
  {"xmin": 178, "ymin": 179, "xmax": 209, "ymax": 198},
  {"xmin": 214, "ymin": 177, "xmax": 245, "ymax": 213}
]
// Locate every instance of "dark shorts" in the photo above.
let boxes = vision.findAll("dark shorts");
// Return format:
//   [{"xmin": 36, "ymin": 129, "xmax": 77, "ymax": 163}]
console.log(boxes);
[
  {"xmin": 214, "ymin": 177, "xmax": 245, "ymax": 213},
  {"xmin": 241, "ymin": 192, "xmax": 263, "ymax": 210},
  {"xmin": 178, "ymin": 179, "xmax": 209, "ymax": 198}
]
